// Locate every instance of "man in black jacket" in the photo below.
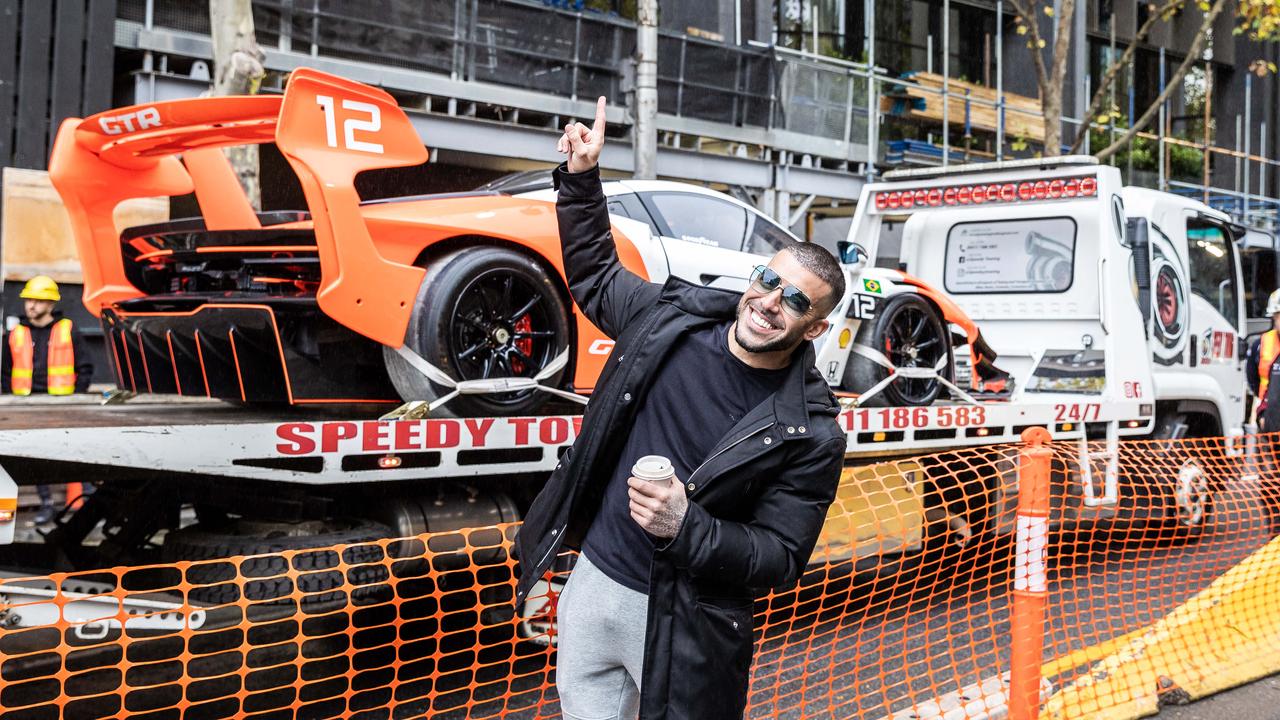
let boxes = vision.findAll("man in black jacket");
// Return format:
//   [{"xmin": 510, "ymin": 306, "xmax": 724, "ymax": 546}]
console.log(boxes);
[{"xmin": 514, "ymin": 98, "xmax": 847, "ymax": 720}]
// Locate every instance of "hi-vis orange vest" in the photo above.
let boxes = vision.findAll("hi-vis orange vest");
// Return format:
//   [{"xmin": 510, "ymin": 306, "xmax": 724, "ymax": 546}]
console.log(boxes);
[
  {"xmin": 8, "ymin": 318, "xmax": 76, "ymax": 395},
  {"xmin": 1260, "ymin": 330, "xmax": 1280, "ymax": 401}
]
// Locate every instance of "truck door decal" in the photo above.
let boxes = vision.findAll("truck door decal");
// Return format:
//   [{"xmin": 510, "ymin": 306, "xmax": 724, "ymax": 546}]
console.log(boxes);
[{"xmin": 1149, "ymin": 229, "xmax": 1189, "ymax": 365}]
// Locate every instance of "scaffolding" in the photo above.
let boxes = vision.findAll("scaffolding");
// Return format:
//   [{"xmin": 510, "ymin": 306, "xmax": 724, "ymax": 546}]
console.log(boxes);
[{"xmin": 115, "ymin": 0, "xmax": 1279, "ymax": 231}]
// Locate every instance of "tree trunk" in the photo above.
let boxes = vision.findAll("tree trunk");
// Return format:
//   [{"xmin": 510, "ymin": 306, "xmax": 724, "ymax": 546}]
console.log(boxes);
[
  {"xmin": 1042, "ymin": 83, "xmax": 1063, "ymax": 156},
  {"xmin": 633, "ymin": 0, "xmax": 658, "ymax": 180},
  {"xmin": 209, "ymin": 0, "xmax": 265, "ymax": 210},
  {"xmin": 1042, "ymin": 0, "xmax": 1077, "ymax": 156}
]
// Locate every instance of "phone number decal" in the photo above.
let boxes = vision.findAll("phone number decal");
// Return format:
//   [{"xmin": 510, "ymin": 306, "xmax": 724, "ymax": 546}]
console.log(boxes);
[{"xmin": 839, "ymin": 406, "xmax": 987, "ymax": 432}]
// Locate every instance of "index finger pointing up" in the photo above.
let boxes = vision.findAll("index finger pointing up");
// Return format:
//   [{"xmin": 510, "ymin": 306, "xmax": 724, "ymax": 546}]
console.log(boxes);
[{"xmin": 592, "ymin": 96, "xmax": 607, "ymax": 137}]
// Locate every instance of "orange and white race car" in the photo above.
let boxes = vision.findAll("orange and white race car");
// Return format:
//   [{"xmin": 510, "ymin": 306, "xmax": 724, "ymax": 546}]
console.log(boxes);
[{"xmin": 49, "ymin": 68, "xmax": 1005, "ymax": 416}]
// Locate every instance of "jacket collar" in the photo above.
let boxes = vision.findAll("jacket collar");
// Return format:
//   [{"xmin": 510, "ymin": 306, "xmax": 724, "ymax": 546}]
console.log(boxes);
[{"xmin": 659, "ymin": 276, "xmax": 739, "ymax": 319}]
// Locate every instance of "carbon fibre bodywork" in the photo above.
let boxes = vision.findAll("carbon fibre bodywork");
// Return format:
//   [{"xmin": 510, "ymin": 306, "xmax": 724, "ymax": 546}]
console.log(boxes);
[{"xmin": 102, "ymin": 300, "xmax": 396, "ymax": 403}]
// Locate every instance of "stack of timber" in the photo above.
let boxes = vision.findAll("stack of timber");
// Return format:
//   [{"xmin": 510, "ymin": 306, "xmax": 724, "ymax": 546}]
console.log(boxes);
[
  {"xmin": 880, "ymin": 71, "xmax": 1045, "ymax": 145},
  {"xmin": 884, "ymin": 139, "xmax": 980, "ymax": 166}
]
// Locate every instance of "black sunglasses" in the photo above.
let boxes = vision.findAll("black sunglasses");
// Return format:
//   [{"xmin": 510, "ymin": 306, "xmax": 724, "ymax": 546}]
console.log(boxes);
[{"xmin": 749, "ymin": 265, "xmax": 812, "ymax": 318}]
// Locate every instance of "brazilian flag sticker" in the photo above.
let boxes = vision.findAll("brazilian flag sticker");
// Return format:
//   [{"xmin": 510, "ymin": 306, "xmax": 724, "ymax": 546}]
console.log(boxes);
[{"xmin": 862, "ymin": 279, "xmax": 882, "ymax": 294}]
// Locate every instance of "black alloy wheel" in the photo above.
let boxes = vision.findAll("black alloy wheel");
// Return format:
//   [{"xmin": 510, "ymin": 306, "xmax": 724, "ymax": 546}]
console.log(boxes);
[
  {"xmin": 449, "ymin": 269, "xmax": 559, "ymax": 391},
  {"xmin": 844, "ymin": 293, "xmax": 952, "ymax": 407},
  {"xmin": 384, "ymin": 246, "xmax": 572, "ymax": 417}
]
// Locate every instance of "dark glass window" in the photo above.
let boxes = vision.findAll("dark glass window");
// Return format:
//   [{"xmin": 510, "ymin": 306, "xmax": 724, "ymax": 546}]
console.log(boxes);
[
  {"xmin": 1186, "ymin": 219, "xmax": 1239, "ymax": 327},
  {"xmin": 607, "ymin": 194, "xmax": 661, "ymax": 236},
  {"xmin": 1241, "ymin": 246, "xmax": 1278, "ymax": 320},
  {"xmin": 646, "ymin": 193, "xmax": 749, "ymax": 250},
  {"xmin": 745, "ymin": 213, "xmax": 797, "ymax": 255}
]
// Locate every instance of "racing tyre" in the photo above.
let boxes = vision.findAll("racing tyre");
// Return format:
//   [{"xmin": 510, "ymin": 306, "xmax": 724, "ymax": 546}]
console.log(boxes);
[
  {"xmin": 843, "ymin": 293, "xmax": 953, "ymax": 407},
  {"xmin": 162, "ymin": 518, "xmax": 393, "ymax": 606},
  {"xmin": 383, "ymin": 247, "xmax": 572, "ymax": 417}
]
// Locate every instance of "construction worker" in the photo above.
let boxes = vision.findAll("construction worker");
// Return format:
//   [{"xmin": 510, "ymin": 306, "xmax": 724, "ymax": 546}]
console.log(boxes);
[
  {"xmin": 2, "ymin": 276, "xmax": 94, "ymax": 523},
  {"xmin": 1247, "ymin": 288, "xmax": 1280, "ymax": 432}
]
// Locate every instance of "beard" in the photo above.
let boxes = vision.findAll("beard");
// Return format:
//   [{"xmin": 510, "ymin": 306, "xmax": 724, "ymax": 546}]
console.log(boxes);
[{"xmin": 733, "ymin": 296, "xmax": 809, "ymax": 353}]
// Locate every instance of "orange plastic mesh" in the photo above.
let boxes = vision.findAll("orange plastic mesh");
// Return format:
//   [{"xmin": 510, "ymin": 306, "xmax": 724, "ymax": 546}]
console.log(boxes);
[{"xmin": 0, "ymin": 432, "xmax": 1276, "ymax": 719}]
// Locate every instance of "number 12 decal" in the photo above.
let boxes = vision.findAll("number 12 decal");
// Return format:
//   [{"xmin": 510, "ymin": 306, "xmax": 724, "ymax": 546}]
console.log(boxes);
[
  {"xmin": 849, "ymin": 294, "xmax": 877, "ymax": 320},
  {"xmin": 315, "ymin": 95, "xmax": 384, "ymax": 154}
]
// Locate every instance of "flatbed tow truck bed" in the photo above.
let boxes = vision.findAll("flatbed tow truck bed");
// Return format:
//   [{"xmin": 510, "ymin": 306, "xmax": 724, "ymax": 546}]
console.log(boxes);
[
  {"xmin": 0, "ymin": 393, "xmax": 1166, "ymax": 653},
  {"xmin": 0, "ymin": 395, "xmax": 397, "ymax": 430},
  {"xmin": 0, "ymin": 394, "xmax": 1153, "ymax": 486}
]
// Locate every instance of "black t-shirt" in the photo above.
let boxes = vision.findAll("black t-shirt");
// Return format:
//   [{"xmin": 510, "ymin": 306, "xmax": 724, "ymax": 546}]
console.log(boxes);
[
  {"xmin": 581, "ymin": 320, "xmax": 788, "ymax": 593},
  {"xmin": 26, "ymin": 324, "xmax": 52, "ymax": 393}
]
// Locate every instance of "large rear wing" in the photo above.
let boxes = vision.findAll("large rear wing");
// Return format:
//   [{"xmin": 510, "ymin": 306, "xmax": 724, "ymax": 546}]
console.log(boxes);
[{"xmin": 48, "ymin": 68, "xmax": 428, "ymax": 348}]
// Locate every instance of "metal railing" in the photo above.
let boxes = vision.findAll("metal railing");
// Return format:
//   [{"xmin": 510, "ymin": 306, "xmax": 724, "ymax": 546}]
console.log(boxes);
[
  {"xmin": 120, "ymin": 0, "xmax": 874, "ymax": 159},
  {"xmin": 772, "ymin": 47, "xmax": 870, "ymax": 144},
  {"xmin": 116, "ymin": 0, "xmax": 1278, "ymax": 229}
]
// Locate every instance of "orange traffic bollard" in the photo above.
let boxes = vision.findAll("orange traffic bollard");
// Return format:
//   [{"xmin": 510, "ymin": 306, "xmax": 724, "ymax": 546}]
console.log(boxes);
[
  {"xmin": 1010, "ymin": 426, "xmax": 1052, "ymax": 720},
  {"xmin": 64, "ymin": 481, "xmax": 83, "ymax": 507}
]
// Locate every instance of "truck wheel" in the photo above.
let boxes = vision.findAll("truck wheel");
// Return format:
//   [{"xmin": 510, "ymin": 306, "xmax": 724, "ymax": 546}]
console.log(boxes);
[
  {"xmin": 1169, "ymin": 458, "xmax": 1213, "ymax": 536},
  {"xmin": 163, "ymin": 518, "xmax": 393, "ymax": 606},
  {"xmin": 843, "ymin": 293, "xmax": 952, "ymax": 407},
  {"xmin": 1119, "ymin": 449, "xmax": 1214, "ymax": 545},
  {"xmin": 383, "ymin": 247, "xmax": 572, "ymax": 417}
]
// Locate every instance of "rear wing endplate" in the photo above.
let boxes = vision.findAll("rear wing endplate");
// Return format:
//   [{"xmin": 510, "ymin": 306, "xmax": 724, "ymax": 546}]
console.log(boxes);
[{"xmin": 48, "ymin": 68, "xmax": 428, "ymax": 348}]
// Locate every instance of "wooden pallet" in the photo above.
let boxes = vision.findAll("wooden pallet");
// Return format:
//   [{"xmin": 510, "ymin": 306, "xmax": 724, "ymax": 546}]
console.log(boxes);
[{"xmin": 880, "ymin": 71, "xmax": 1045, "ymax": 145}]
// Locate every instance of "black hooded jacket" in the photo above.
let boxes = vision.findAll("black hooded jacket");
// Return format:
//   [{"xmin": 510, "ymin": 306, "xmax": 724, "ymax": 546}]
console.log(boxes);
[{"xmin": 514, "ymin": 164, "xmax": 845, "ymax": 719}]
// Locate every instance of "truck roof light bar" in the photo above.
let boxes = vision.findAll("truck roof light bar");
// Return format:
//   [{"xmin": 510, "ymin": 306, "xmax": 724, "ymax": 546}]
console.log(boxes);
[
  {"xmin": 874, "ymin": 176, "xmax": 1097, "ymax": 212},
  {"xmin": 882, "ymin": 155, "xmax": 1100, "ymax": 181}
]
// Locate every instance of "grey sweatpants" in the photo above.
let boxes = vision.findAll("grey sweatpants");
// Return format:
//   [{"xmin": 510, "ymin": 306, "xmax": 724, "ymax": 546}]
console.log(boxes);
[{"xmin": 556, "ymin": 552, "xmax": 648, "ymax": 720}]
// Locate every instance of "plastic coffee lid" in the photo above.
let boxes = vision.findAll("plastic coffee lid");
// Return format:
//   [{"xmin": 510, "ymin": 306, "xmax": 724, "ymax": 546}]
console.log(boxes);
[{"xmin": 632, "ymin": 455, "xmax": 674, "ymax": 480}]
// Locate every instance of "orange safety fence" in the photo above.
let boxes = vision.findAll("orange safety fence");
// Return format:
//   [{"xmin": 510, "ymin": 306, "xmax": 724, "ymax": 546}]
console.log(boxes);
[{"xmin": 0, "ymin": 431, "xmax": 1278, "ymax": 719}]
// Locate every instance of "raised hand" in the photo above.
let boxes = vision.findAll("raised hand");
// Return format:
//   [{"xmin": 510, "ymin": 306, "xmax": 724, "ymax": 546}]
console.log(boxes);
[{"xmin": 557, "ymin": 96, "xmax": 607, "ymax": 173}]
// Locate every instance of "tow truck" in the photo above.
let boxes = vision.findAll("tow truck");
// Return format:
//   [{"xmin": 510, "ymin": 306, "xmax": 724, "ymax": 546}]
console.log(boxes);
[{"xmin": 0, "ymin": 146, "xmax": 1244, "ymax": 639}]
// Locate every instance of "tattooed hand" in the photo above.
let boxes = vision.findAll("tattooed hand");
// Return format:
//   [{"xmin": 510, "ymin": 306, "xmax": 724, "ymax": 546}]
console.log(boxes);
[{"xmin": 627, "ymin": 474, "xmax": 689, "ymax": 539}]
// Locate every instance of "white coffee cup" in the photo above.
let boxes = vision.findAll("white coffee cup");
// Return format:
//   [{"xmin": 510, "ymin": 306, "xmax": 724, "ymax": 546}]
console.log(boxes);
[{"xmin": 631, "ymin": 455, "xmax": 675, "ymax": 485}]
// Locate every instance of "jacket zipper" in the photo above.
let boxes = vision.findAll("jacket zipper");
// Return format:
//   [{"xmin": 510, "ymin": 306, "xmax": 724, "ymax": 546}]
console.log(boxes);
[
  {"xmin": 686, "ymin": 422, "xmax": 774, "ymax": 488},
  {"xmin": 531, "ymin": 525, "xmax": 566, "ymax": 576},
  {"xmin": 519, "ymin": 522, "xmax": 569, "ymax": 602}
]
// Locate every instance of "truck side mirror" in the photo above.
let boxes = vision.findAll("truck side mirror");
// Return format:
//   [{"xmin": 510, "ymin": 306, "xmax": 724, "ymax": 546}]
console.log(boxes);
[
  {"xmin": 1127, "ymin": 217, "xmax": 1152, "ymax": 332},
  {"xmin": 837, "ymin": 240, "xmax": 868, "ymax": 265}
]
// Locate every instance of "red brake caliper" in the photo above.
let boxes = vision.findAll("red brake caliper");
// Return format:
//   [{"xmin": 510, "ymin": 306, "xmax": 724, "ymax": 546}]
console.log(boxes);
[{"xmin": 512, "ymin": 315, "xmax": 533, "ymax": 374}]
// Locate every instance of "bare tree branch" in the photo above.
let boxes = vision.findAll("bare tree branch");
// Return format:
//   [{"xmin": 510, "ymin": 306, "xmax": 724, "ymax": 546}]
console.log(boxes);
[
  {"xmin": 1094, "ymin": 0, "xmax": 1230, "ymax": 161},
  {"xmin": 1068, "ymin": 0, "xmax": 1189, "ymax": 153},
  {"xmin": 1005, "ymin": 0, "xmax": 1052, "ymax": 92}
]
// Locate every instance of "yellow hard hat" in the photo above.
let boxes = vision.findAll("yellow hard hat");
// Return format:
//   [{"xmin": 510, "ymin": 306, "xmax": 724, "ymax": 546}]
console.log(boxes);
[{"xmin": 19, "ymin": 276, "xmax": 60, "ymax": 302}]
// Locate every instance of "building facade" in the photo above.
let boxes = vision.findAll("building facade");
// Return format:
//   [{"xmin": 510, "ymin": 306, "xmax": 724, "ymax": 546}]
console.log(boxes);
[{"xmin": 1, "ymin": 0, "xmax": 1277, "ymax": 274}]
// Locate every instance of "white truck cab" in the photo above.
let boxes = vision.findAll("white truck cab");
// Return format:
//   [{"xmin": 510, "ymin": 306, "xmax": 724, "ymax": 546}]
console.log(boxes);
[{"xmin": 828, "ymin": 156, "xmax": 1246, "ymax": 441}]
